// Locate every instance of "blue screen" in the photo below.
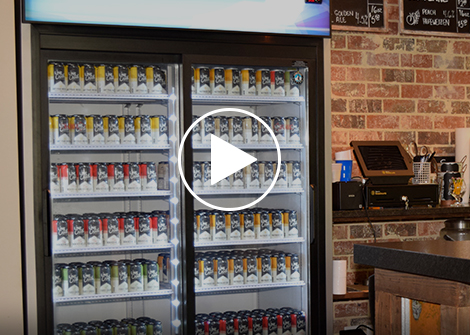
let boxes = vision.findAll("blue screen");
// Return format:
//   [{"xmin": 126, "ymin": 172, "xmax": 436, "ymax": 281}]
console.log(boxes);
[{"xmin": 24, "ymin": 0, "xmax": 330, "ymax": 36}]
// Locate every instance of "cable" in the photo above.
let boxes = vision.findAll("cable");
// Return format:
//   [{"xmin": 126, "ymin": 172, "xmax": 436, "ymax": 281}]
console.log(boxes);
[{"xmin": 361, "ymin": 179, "xmax": 377, "ymax": 243}]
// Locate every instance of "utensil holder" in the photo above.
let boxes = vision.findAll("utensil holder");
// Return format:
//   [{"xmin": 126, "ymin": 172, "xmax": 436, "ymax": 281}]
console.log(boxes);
[{"xmin": 412, "ymin": 162, "xmax": 431, "ymax": 184}]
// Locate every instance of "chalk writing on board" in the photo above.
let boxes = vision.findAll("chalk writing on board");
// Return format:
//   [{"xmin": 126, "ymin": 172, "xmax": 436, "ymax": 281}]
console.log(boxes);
[{"xmin": 331, "ymin": 0, "xmax": 385, "ymax": 29}]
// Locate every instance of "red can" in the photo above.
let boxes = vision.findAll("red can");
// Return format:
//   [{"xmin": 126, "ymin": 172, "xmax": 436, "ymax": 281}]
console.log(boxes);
[
  {"xmin": 107, "ymin": 163, "xmax": 125, "ymax": 192},
  {"xmin": 123, "ymin": 163, "xmax": 130, "ymax": 191},
  {"xmin": 59, "ymin": 163, "xmax": 77, "ymax": 193}
]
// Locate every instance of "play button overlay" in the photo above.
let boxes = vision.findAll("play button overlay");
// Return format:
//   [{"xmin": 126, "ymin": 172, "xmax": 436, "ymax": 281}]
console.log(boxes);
[
  {"xmin": 178, "ymin": 108, "xmax": 281, "ymax": 211},
  {"xmin": 211, "ymin": 135, "xmax": 258, "ymax": 185}
]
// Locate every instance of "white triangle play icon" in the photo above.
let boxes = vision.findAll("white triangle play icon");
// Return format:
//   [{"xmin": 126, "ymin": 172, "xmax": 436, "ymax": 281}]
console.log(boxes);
[{"xmin": 210, "ymin": 134, "xmax": 258, "ymax": 185}]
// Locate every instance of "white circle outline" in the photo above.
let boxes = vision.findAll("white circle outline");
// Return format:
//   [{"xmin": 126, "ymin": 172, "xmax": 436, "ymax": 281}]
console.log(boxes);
[{"xmin": 178, "ymin": 108, "xmax": 281, "ymax": 211}]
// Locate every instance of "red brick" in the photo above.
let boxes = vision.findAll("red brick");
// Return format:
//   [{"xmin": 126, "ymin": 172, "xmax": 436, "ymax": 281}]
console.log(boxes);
[
  {"xmin": 347, "ymin": 68, "xmax": 381, "ymax": 82},
  {"xmin": 350, "ymin": 225, "xmax": 382, "ymax": 239},
  {"xmin": 333, "ymin": 319, "xmax": 349, "ymax": 334},
  {"xmin": 465, "ymin": 57, "xmax": 470, "ymax": 70},
  {"xmin": 367, "ymin": 52, "xmax": 400, "ymax": 67},
  {"xmin": 434, "ymin": 56, "xmax": 465, "ymax": 70},
  {"xmin": 367, "ymin": 84, "xmax": 400, "ymax": 97},
  {"xmin": 332, "ymin": 131, "xmax": 348, "ymax": 145},
  {"xmin": 383, "ymin": 100, "xmax": 415, "ymax": 113},
  {"xmin": 347, "ymin": 271, "xmax": 371, "ymax": 286},
  {"xmin": 401, "ymin": 54, "xmax": 433, "ymax": 68},
  {"xmin": 417, "ymin": 100, "xmax": 447, "ymax": 114},
  {"xmin": 334, "ymin": 301, "xmax": 369, "ymax": 318},
  {"xmin": 388, "ymin": 4, "xmax": 399, "ymax": 20},
  {"xmin": 367, "ymin": 115, "xmax": 399, "ymax": 129},
  {"xmin": 388, "ymin": 0, "xmax": 398, "ymax": 4},
  {"xmin": 383, "ymin": 69, "xmax": 414, "ymax": 82},
  {"xmin": 449, "ymin": 71, "xmax": 470, "ymax": 84},
  {"xmin": 331, "ymin": 66, "xmax": 346, "ymax": 81},
  {"xmin": 333, "ymin": 225, "xmax": 348, "ymax": 240},
  {"xmin": 332, "ymin": 83, "xmax": 366, "ymax": 97},
  {"xmin": 434, "ymin": 86, "xmax": 465, "ymax": 100},
  {"xmin": 452, "ymin": 101, "xmax": 470, "ymax": 114},
  {"xmin": 349, "ymin": 99, "xmax": 382, "ymax": 113},
  {"xmin": 332, "ymin": 35, "xmax": 346, "ymax": 49},
  {"xmin": 400, "ymin": 115, "xmax": 433, "ymax": 129},
  {"xmin": 385, "ymin": 223, "xmax": 417, "ymax": 237},
  {"xmin": 332, "ymin": 115, "xmax": 366, "ymax": 129},
  {"xmin": 383, "ymin": 38, "xmax": 415, "ymax": 52},
  {"xmin": 417, "ymin": 39, "xmax": 448, "ymax": 53},
  {"xmin": 416, "ymin": 70, "xmax": 447, "ymax": 84},
  {"xmin": 418, "ymin": 221, "xmax": 445, "ymax": 236},
  {"xmin": 384, "ymin": 131, "xmax": 416, "ymax": 143},
  {"xmin": 434, "ymin": 116, "xmax": 466, "ymax": 129},
  {"xmin": 418, "ymin": 132, "xmax": 450, "ymax": 145},
  {"xmin": 453, "ymin": 41, "xmax": 470, "ymax": 54},
  {"xmin": 332, "ymin": 99, "xmax": 347, "ymax": 113},
  {"xmin": 349, "ymin": 256, "xmax": 374, "ymax": 270},
  {"xmin": 389, "ymin": 21, "xmax": 399, "ymax": 35},
  {"xmin": 331, "ymin": 50, "xmax": 363, "ymax": 65},
  {"xmin": 467, "ymin": 117, "xmax": 470, "ymax": 128},
  {"xmin": 334, "ymin": 241, "xmax": 355, "ymax": 256},
  {"xmin": 433, "ymin": 146, "xmax": 455, "ymax": 155},
  {"xmin": 348, "ymin": 36, "xmax": 380, "ymax": 50},
  {"xmin": 402, "ymin": 85, "xmax": 433, "ymax": 99},
  {"xmin": 467, "ymin": 87, "xmax": 470, "ymax": 99},
  {"xmin": 349, "ymin": 131, "xmax": 383, "ymax": 141}
]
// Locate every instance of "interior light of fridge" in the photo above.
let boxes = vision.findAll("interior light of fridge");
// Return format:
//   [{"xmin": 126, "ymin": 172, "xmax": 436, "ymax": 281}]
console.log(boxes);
[
  {"xmin": 171, "ymin": 259, "xmax": 180, "ymax": 266},
  {"xmin": 172, "ymin": 320, "xmax": 181, "ymax": 328},
  {"xmin": 170, "ymin": 197, "xmax": 179, "ymax": 205},
  {"xmin": 172, "ymin": 299, "xmax": 181, "ymax": 307},
  {"xmin": 169, "ymin": 93, "xmax": 177, "ymax": 102},
  {"xmin": 170, "ymin": 156, "xmax": 178, "ymax": 164},
  {"xmin": 170, "ymin": 218, "xmax": 179, "ymax": 225},
  {"xmin": 171, "ymin": 279, "xmax": 179, "ymax": 287},
  {"xmin": 170, "ymin": 176, "xmax": 178, "ymax": 184},
  {"xmin": 170, "ymin": 135, "xmax": 178, "ymax": 143},
  {"xmin": 170, "ymin": 238, "xmax": 179, "ymax": 246}
]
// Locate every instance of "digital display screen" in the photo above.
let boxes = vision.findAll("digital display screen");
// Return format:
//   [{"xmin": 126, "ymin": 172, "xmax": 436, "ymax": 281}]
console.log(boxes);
[{"xmin": 24, "ymin": 0, "xmax": 330, "ymax": 36}]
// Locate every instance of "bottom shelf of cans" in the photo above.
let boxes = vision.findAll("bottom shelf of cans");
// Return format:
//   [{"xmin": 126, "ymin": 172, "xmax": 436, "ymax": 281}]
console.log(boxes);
[
  {"xmin": 56, "ymin": 316, "xmax": 163, "ymax": 335},
  {"xmin": 195, "ymin": 307, "xmax": 306, "ymax": 335}
]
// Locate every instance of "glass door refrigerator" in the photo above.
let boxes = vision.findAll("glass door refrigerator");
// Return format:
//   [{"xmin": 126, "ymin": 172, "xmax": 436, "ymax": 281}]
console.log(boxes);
[{"xmin": 42, "ymin": 50, "xmax": 183, "ymax": 335}]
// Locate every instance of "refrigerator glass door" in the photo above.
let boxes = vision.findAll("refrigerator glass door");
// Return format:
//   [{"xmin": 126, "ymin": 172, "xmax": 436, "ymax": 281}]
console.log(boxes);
[{"xmin": 48, "ymin": 60, "xmax": 183, "ymax": 335}]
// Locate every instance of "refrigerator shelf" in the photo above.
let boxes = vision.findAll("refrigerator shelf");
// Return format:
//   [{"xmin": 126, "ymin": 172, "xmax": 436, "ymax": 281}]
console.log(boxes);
[
  {"xmin": 194, "ymin": 237, "xmax": 305, "ymax": 248},
  {"xmin": 51, "ymin": 190, "xmax": 171, "ymax": 199},
  {"xmin": 195, "ymin": 281, "xmax": 305, "ymax": 296},
  {"xmin": 48, "ymin": 92, "xmax": 169, "ymax": 104},
  {"xmin": 192, "ymin": 94, "xmax": 305, "ymax": 105},
  {"xmin": 50, "ymin": 144, "xmax": 171, "ymax": 151},
  {"xmin": 193, "ymin": 143, "xmax": 303, "ymax": 150},
  {"xmin": 53, "ymin": 243, "xmax": 173, "ymax": 256},
  {"xmin": 195, "ymin": 188, "xmax": 304, "ymax": 196},
  {"xmin": 54, "ymin": 289, "xmax": 173, "ymax": 306}
]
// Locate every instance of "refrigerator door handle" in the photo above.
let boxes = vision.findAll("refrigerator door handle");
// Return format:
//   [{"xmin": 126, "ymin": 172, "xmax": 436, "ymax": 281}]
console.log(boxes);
[
  {"xmin": 310, "ymin": 184, "xmax": 315, "ymax": 245},
  {"xmin": 43, "ymin": 189, "xmax": 52, "ymax": 257}
]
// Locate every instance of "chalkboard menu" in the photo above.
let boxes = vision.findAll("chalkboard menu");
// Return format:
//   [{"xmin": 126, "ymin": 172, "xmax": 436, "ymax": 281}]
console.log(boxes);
[
  {"xmin": 402, "ymin": 0, "xmax": 470, "ymax": 35},
  {"xmin": 331, "ymin": 0, "xmax": 386, "ymax": 31}
]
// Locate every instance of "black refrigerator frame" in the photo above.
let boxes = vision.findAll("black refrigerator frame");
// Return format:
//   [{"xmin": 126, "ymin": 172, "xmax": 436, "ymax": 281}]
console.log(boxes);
[{"xmin": 26, "ymin": 23, "xmax": 327, "ymax": 335}]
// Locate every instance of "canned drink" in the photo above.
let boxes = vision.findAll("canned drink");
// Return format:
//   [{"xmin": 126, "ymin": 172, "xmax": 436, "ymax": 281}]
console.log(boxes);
[
  {"xmin": 231, "ymin": 169, "xmax": 244, "ymax": 189},
  {"xmin": 198, "ymin": 212, "xmax": 211, "ymax": 241},
  {"xmin": 91, "ymin": 163, "xmax": 109, "ymax": 192},
  {"xmin": 129, "ymin": 65, "xmax": 147, "ymax": 94},
  {"xmin": 191, "ymin": 67, "xmax": 196, "ymax": 95},
  {"xmin": 195, "ymin": 260, "xmax": 200, "ymax": 287},
  {"xmin": 229, "ymin": 213, "xmax": 241, "ymax": 240},
  {"xmin": 157, "ymin": 162, "xmax": 169, "ymax": 190},
  {"xmin": 97, "ymin": 64, "xmax": 115, "ymax": 94},
  {"xmin": 68, "ymin": 215, "xmax": 86, "ymax": 248},
  {"xmin": 142, "ymin": 162, "xmax": 158, "ymax": 191},
  {"xmin": 241, "ymin": 68, "xmax": 256, "ymax": 96},
  {"xmin": 296, "ymin": 313, "xmax": 306, "ymax": 335},
  {"xmin": 260, "ymin": 161, "xmax": 274, "ymax": 188},
  {"xmin": 290, "ymin": 254, "xmax": 300, "ymax": 282},
  {"xmin": 116, "ymin": 324, "xmax": 129, "ymax": 335},
  {"xmin": 70, "ymin": 115, "xmax": 87, "ymax": 145},
  {"xmin": 229, "ymin": 116, "xmax": 244, "ymax": 144},
  {"xmin": 66, "ymin": 63, "xmax": 81, "ymax": 92},
  {"xmin": 158, "ymin": 253, "xmax": 170, "ymax": 284},
  {"xmin": 103, "ymin": 214, "xmax": 120, "ymax": 246},
  {"xmin": 108, "ymin": 163, "xmax": 125, "ymax": 192},
  {"xmin": 212, "ymin": 212, "xmax": 227, "ymax": 241},
  {"xmin": 237, "ymin": 315, "xmax": 249, "ymax": 335},
  {"xmin": 122, "ymin": 215, "xmax": 136, "ymax": 245},
  {"xmin": 153, "ymin": 213, "xmax": 168, "ymax": 244},
  {"xmin": 119, "ymin": 115, "xmax": 136, "ymax": 144},
  {"xmin": 157, "ymin": 115, "xmax": 168, "ymax": 144},
  {"xmin": 225, "ymin": 68, "xmax": 240, "ymax": 95},
  {"xmin": 260, "ymin": 256, "xmax": 272, "ymax": 283},
  {"xmin": 246, "ymin": 162, "xmax": 259, "ymax": 189},
  {"xmin": 265, "ymin": 314, "xmax": 278, "ymax": 335},
  {"xmin": 241, "ymin": 212, "xmax": 255, "ymax": 240},
  {"xmin": 258, "ymin": 211, "xmax": 271, "ymax": 239},
  {"xmin": 50, "ymin": 115, "xmax": 58, "ymax": 145},
  {"xmin": 85, "ymin": 115, "xmax": 105, "ymax": 144},
  {"xmin": 274, "ymin": 161, "xmax": 287, "ymax": 188},
  {"xmin": 104, "ymin": 115, "xmax": 120, "ymax": 144},
  {"xmin": 99, "ymin": 324, "xmax": 113, "ymax": 335},
  {"xmin": 215, "ymin": 116, "xmax": 229, "ymax": 142},
  {"xmin": 218, "ymin": 175, "xmax": 231, "ymax": 189},
  {"xmin": 278, "ymin": 312, "xmax": 292, "ymax": 335},
  {"xmin": 201, "ymin": 257, "xmax": 215, "ymax": 287},
  {"xmin": 251, "ymin": 315, "xmax": 263, "ymax": 335},
  {"xmin": 203, "ymin": 162, "xmax": 213, "ymax": 189},
  {"xmin": 135, "ymin": 114, "xmax": 152, "ymax": 144},
  {"xmin": 58, "ymin": 163, "xmax": 76, "ymax": 193},
  {"xmin": 76, "ymin": 163, "xmax": 93, "ymax": 192},
  {"xmin": 232, "ymin": 257, "xmax": 244, "ymax": 285},
  {"xmin": 245, "ymin": 255, "xmax": 258, "ymax": 284},
  {"xmin": 286, "ymin": 117, "xmax": 300, "ymax": 144},
  {"xmin": 63, "ymin": 265, "xmax": 79, "ymax": 296},
  {"xmin": 48, "ymin": 62, "xmax": 66, "ymax": 93},
  {"xmin": 284, "ymin": 210, "xmax": 298, "ymax": 238},
  {"xmin": 216, "ymin": 257, "xmax": 229, "ymax": 286},
  {"xmin": 195, "ymin": 67, "xmax": 211, "ymax": 94},
  {"xmin": 114, "ymin": 65, "xmax": 130, "ymax": 93},
  {"xmin": 53, "ymin": 215, "xmax": 69, "ymax": 249},
  {"xmin": 270, "ymin": 210, "xmax": 284, "ymax": 239},
  {"xmin": 81, "ymin": 64, "xmax": 97, "ymax": 93},
  {"xmin": 259, "ymin": 117, "xmax": 273, "ymax": 144},
  {"xmin": 147, "ymin": 320, "xmax": 163, "ymax": 335},
  {"xmin": 193, "ymin": 162, "xmax": 203, "ymax": 190},
  {"xmin": 129, "ymin": 262, "xmax": 143, "ymax": 292},
  {"xmin": 202, "ymin": 116, "xmax": 215, "ymax": 145},
  {"xmin": 56, "ymin": 115, "xmax": 71, "ymax": 145},
  {"xmin": 53, "ymin": 264, "xmax": 63, "ymax": 297},
  {"xmin": 126, "ymin": 162, "xmax": 141, "ymax": 192},
  {"xmin": 192, "ymin": 115, "xmax": 202, "ymax": 145},
  {"xmin": 210, "ymin": 67, "xmax": 226, "ymax": 95},
  {"xmin": 144, "ymin": 260, "xmax": 159, "ymax": 291},
  {"xmin": 112, "ymin": 261, "xmax": 128, "ymax": 293},
  {"xmin": 50, "ymin": 163, "xmax": 61, "ymax": 194},
  {"xmin": 288, "ymin": 161, "xmax": 302, "ymax": 188},
  {"xmin": 80, "ymin": 264, "xmax": 95, "ymax": 295},
  {"xmin": 137, "ymin": 214, "xmax": 152, "ymax": 245},
  {"xmin": 146, "ymin": 66, "xmax": 167, "ymax": 94},
  {"xmin": 86, "ymin": 215, "xmax": 103, "ymax": 247},
  {"xmin": 49, "ymin": 116, "xmax": 54, "ymax": 145},
  {"xmin": 285, "ymin": 70, "xmax": 300, "ymax": 97},
  {"xmin": 271, "ymin": 69, "xmax": 285, "ymax": 96},
  {"xmin": 148, "ymin": 115, "xmax": 160, "ymax": 144},
  {"xmin": 273, "ymin": 117, "xmax": 286, "ymax": 144},
  {"xmin": 256, "ymin": 69, "xmax": 271, "ymax": 96},
  {"xmin": 275, "ymin": 253, "xmax": 287, "ymax": 282}
]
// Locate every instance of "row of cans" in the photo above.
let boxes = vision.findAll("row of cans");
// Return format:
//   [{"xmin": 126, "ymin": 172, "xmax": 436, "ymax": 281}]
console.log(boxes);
[
  {"xmin": 193, "ymin": 115, "xmax": 300, "ymax": 146},
  {"xmin": 195, "ymin": 307, "xmax": 306, "ymax": 335},
  {"xmin": 194, "ymin": 209, "xmax": 298, "ymax": 242},
  {"xmin": 195, "ymin": 249, "xmax": 300, "ymax": 287},
  {"xmin": 54, "ymin": 256, "xmax": 169, "ymax": 298},
  {"xmin": 193, "ymin": 161, "xmax": 301, "ymax": 190},
  {"xmin": 192, "ymin": 67, "xmax": 301, "ymax": 97},
  {"xmin": 50, "ymin": 161, "xmax": 169, "ymax": 193},
  {"xmin": 48, "ymin": 62, "xmax": 167, "ymax": 95},
  {"xmin": 52, "ymin": 211, "xmax": 169, "ymax": 250},
  {"xmin": 50, "ymin": 112, "xmax": 168, "ymax": 146},
  {"xmin": 56, "ymin": 317, "xmax": 163, "ymax": 335}
]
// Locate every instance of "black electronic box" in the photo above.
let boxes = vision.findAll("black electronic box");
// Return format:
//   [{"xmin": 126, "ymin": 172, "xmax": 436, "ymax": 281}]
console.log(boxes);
[{"xmin": 333, "ymin": 181, "xmax": 364, "ymax": 210}]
